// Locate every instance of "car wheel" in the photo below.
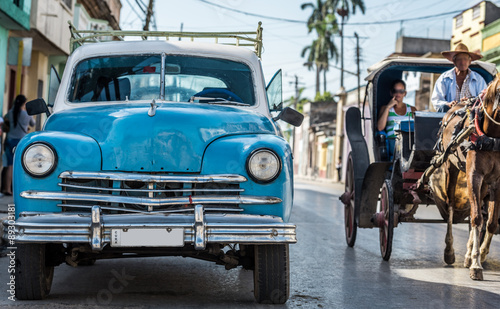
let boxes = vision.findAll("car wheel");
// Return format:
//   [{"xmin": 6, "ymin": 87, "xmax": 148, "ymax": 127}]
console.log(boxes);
[
  {"xmin": 253, "ymin": 244, "xmax": 289, "ymax": 304},
  {"xmin": 15, "ymin": 244, "xmax": 54, "ymax": 300}
]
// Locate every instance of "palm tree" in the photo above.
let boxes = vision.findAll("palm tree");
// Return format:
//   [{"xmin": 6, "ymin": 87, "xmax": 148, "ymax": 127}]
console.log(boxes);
[
  {"xmin": 301, "ymin": 39, "xmax": 321, "ymax": 94},
  {"xmin": 301, "ymin": 0, "xmax": 339, "ymax": 95},
  {"xmin": 301, "ymin": 0, "xmax": 365, "ymax": 93},
  {"xmin": 327, "ymin": 0, "xmax": 365, "ymax": 17},
  {"xmin": 327, "ymin": 0, "xmax": 365, "ymax": 88}
]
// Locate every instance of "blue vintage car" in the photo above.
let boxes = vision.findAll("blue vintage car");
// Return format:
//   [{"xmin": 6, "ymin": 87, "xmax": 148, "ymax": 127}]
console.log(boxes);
[{"xmin": 7, "ymin": 26, "xmax": 302, "ymax": 303}]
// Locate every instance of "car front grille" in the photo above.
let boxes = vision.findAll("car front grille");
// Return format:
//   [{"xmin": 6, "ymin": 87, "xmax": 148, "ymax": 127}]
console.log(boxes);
[{"xmin": 56, "ymin": 171, "xmax": 249, "ymax": 214}]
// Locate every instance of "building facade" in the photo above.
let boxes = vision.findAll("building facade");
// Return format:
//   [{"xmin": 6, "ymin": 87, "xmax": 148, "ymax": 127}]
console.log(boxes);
[
  {"xmin": 451, "ymin": 1, "xmax": 500, "ymax": 52},
  {"xmin": 2, "ymin": 0, "xmax": 121, "ymax": 121},
  {"xmin": 294, "ymin": 100, "xmax": 337, "ymax": 180},
  {"xmin": 0, "ymin": 0, "xmax": 31, "ymax": 112},
  {"xmin": 481, "ymin": 18, "xmax": 500, "ymax": 70}
]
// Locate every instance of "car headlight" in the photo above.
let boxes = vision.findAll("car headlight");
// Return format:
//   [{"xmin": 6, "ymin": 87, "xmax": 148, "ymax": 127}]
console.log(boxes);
[
  {"xmin": 246, "ymin": 149, "xmax": 281, "ymax": 183},
  {"xmin": 22, "ymin": 143, "xmax": 57, "ymax": 177}
]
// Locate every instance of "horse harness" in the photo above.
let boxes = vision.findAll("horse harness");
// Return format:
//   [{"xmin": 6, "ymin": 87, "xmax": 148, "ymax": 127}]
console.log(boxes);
[
  {"xmin": 417, "ymin": 96, "xmax": 500, "ymax": 187},
  {"xmin": 437, "ymin": 97, "xmax": 500, "ymax": 153}
]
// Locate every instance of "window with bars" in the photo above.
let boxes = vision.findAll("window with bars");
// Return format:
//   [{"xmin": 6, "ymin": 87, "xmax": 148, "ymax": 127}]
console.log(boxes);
[
  {"xmin": 456, "ymin": 14, "xmax": 463, "ymax": 28},
  {"xmin": 62, "ymin": 0, "xmax": 72, "ymax": 10},
  {"xmin": 473, "ymin": 5, "xmax": 480, "ymax": 20}
]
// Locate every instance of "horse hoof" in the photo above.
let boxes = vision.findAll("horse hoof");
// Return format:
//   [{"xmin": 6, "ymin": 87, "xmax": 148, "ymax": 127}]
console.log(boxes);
[
  {"xmin": 464, "ymin": 258, "xmax": 472, "ymax": 268},
  {"xmin": 444, "ymin": 252, "xmax": 455, "ymax": 265},
  {"xmin": 470, "ymin": 268, "xmax": 484, "ymax": 281}
]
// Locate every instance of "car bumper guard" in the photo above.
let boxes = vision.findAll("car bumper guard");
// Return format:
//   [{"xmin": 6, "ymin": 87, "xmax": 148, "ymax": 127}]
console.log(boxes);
[{"xmin": 3, "ymin": 205, "xmax": 296, "ymax": 251}]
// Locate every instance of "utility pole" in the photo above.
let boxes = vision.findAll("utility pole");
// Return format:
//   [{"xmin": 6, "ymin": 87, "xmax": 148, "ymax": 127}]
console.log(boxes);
[
  {"xmin": 355, "ymin": 32, "xmax": 361, "ymax": 108},
  {"xmin": 143, "ymin": 0, "xmax": 154, "ymax": 31},
  {"xmin": 290, "ymin": 75, "xmax": 304, "ymax": 154},
  {"xmin": 179, "ymin": 23, "xmax": 183, "ymax": 41},
  {"xmin": 337, "ymin": 7, "xmax": 348, "ymax": 88}
]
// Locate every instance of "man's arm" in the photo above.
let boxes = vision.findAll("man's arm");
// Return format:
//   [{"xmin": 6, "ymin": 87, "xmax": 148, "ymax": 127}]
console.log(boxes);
[
  {"xmin": 431, "ymin": 75, "xmax": 451, "ymax": 110},
  {"xmin": 474, "ymin": 73, "xmax": 488, "ymax": 96}
]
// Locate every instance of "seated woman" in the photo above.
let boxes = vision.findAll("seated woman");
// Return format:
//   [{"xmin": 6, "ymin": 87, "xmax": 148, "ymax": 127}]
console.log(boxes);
[{"xmin": 377, "ymin": 79, "xmax": 417, "ymax": 159}]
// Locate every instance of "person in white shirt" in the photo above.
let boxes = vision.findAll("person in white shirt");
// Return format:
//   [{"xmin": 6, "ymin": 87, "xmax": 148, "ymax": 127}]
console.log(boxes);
[{"xmin": 431, "ymin": 43, "xmax": 487, "ymax": 112}]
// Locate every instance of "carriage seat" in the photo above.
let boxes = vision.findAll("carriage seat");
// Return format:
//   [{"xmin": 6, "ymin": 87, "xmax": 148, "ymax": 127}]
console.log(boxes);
[
  {"xmin": 376, "ymin": 120, "xmax": 414, "ymax": 162},
  {"xmin": 394, "ymin": 119, "xmax": 414, "ymax": 133}
]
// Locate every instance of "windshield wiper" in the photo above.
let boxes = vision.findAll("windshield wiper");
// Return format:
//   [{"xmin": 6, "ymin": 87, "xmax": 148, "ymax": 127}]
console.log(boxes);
[{"xmin": 189, "ymin": 96, "xmax": 250, "ymax": 106}]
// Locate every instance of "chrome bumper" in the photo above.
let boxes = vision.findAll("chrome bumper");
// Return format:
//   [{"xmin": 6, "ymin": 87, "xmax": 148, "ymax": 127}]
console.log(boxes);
[{"xmin": 4, "ymin": 205, "xmax": 296, "ymax": 251}]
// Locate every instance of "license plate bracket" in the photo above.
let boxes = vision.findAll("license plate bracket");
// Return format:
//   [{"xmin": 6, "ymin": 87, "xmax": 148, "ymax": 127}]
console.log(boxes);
[{"xmin": 111, "ymin": 228, "xmax": 184, "ymax": 247}]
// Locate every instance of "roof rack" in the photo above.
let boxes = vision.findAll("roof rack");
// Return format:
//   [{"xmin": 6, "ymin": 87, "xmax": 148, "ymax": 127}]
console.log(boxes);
[{"xmin": 68, "ymin": 21, "xmax": 263, "ymax": 58}]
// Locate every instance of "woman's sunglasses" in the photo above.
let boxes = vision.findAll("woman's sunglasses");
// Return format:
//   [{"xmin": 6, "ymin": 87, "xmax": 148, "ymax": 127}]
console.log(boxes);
[{"xmin": 392, "ymin": 89, "xmax": 406, "ymax": 94}]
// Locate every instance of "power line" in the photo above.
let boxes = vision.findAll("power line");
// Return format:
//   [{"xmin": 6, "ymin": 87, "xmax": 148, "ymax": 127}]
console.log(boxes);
[
  {"xmin": 344, "ymin": 9, "xmax": 463, "ymax": 25},
  {"xmin": 124, "ymin": 0, "xmax": 144, "ymax": 21},
  {"xmin": 198, "ymin": 0, "xmax": 305, "ymax": 24},
  {"xmin": 198, "ymin": 0, "xmax": 463, "ymax": 28}
]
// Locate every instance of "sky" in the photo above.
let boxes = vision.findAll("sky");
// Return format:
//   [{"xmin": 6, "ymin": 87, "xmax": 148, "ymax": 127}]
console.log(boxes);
[{"xmin": 119, "ymin": 0, "xmax": 500, "ymax": 101}]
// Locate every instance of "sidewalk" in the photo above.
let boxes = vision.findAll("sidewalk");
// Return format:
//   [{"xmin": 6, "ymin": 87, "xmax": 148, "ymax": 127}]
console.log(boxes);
[{"xmin": 294, "ymin": 176, "xmax": 345, "ymax": 192}]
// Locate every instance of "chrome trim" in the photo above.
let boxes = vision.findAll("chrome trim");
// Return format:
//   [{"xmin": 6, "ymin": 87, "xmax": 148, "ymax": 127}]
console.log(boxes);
[
  {"xmin": 21, "ymin": 191, "xmax": 282, "ymax": 206},
  {"xmin": 57, "ymin": 204, "xmax": 244, "ymax": 213},
  {"xmin": 194, "ymin": 204, "xmax": 206, "ymax": 250},
  {"xmin": 59, "ymin": 171, "xmax": 247, "ymax": 183},
  {"xmin": 147, "ymin": 182, "xmax": 154, "ymax": 212},
  {"xmin": 91, "ymin": 206, "xmax": 102, "ymax": 250},
  {"xmin": 5, "ymin": 206, "xmax": 297, "ymax": 248},
  {"xmin": 160, "ymin": 52, "xmax": 165, "ymax": 100},
  {"xmin": 148, "ymin": 99, "xmax": 157, "ymax": 117},
  {"xmin": 58, "ymin": 183, "xmax": 244, "ymax": 193}
]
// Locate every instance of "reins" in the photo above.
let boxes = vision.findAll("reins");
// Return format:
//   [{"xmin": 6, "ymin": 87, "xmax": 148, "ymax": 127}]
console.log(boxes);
[{"xmin": 481, "ymin": 103, "xmax": 500, "ymax": 126}]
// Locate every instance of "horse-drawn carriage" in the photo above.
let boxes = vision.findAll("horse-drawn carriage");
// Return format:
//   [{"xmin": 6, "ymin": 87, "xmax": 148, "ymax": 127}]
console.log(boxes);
[{"xmin": 341, "ymin": 57, "xmax": 500, "ymax": 279}]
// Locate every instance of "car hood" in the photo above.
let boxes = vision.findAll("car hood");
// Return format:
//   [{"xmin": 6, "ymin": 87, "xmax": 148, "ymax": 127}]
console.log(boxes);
[{"xmin": 44, "ymin": 103, "xmax": 276, "ymax": 172}]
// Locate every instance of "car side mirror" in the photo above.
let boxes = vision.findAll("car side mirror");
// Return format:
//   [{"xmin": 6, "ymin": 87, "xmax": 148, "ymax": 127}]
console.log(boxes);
[
  {"xmin": 274, "ymin": 107, "xmax": 303, "ymax": 127},
  {"xmin": 26, "ymin": 98, "xmax": 51, "ymax": 117}
]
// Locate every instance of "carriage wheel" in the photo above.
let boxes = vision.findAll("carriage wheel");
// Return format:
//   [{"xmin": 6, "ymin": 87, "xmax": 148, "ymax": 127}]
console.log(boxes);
[
  {"xmin": 379, "ymin": 179, "xmax": 394, "ymax": 261},
  {"xmin": 343, "ymin": 153, "xmax": 357, "ymax": 247}
]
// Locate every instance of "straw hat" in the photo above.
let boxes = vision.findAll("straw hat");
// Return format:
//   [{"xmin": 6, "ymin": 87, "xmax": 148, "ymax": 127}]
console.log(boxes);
[{"xmin": 441, "ymin": 43, "xmax": 482, "ymax": 62}]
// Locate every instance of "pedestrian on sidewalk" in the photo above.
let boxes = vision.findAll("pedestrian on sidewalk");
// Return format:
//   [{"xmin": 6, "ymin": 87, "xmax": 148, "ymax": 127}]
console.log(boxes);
[
  {"xmin": 336, "ymin": 157, "xmax": 342, "ymax": 182},
  {"xmin": 2, "ymin": 95, "xmax": 34, "ymax": 195}
]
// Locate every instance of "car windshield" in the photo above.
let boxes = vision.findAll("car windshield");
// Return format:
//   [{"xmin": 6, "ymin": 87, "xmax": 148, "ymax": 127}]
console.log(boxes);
[{"xmin": 68, "ymin": 54, "xmax": 255, "ymax": 105}]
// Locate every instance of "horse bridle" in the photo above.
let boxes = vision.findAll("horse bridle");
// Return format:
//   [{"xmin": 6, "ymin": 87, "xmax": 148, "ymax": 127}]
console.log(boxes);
[{"xmin": 479, "ymin": 83, "xmax": 500, "ymax": 126}]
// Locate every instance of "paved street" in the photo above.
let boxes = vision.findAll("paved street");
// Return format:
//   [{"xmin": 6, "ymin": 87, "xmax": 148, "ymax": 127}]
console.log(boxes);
[{"xmin": 1, "ymin": 180, "xmax": 499, "ymax": 308}]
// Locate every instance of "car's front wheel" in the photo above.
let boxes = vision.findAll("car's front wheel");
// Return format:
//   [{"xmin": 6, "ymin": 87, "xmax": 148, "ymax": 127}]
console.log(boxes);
[
  {"xmin": 253, "ymin": 244, "xmax": 289, "ymax": 304},
  {"xmin": 15, "ymin": 244, "xmax": 54, "ymax": 300}
]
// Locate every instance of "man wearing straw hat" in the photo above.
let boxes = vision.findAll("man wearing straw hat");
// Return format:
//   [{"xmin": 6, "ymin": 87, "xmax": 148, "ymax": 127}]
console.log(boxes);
[{"xmin": 431, "ymin": 43, "xmax": 487, "ymax": 112}]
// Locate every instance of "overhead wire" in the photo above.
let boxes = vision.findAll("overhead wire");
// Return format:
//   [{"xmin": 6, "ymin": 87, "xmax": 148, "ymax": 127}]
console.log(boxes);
[{"xmin": 197, "ymin": 0, "xmax": 464, "ymax": 27}]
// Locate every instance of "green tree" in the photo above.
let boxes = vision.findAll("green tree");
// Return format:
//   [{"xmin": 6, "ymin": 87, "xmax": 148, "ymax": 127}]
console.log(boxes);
[
  {"xmin": 285, "ymin": 87, "xmax": 308, "ymax": 113},
  {"xmin": 301, "ymin": 0, "xmax": 338, "ymax": 94},
  {"xmin": 329, "ymin": 0, "xmax": 366, "ymax": 17},
  {"xmin": 301, "ymin": 0, "xmax": 365, "ymax": 94}
]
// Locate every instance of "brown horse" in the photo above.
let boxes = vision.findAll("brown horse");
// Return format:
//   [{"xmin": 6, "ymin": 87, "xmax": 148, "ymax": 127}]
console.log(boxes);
[
  {"xmin": 429, "ymin": 76, "xmax": 500, "ymax": 279},
  {"xmin": 429, "ymin": 112, "xmax": 472, "ymax": 266},
  {"xmin": 464, "ymin": 76, "xmax": 500, "ymax": 280}
]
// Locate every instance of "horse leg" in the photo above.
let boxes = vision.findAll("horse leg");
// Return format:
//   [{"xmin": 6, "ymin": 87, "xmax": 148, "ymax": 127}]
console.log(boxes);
[
  {"xmin": 444, "ymin": 165, "xmax": 458, "ymax": 265},
  {"xmin": 480, "ymin": 183, "xmax": 500, "ymax": 263},
  {"xmin": 464, "ymin": 229, "xmax": 473, "ymax": 268},
  {"xmin": 466, "ymin": 164, "xmax": 484, "ymax": 280}
]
